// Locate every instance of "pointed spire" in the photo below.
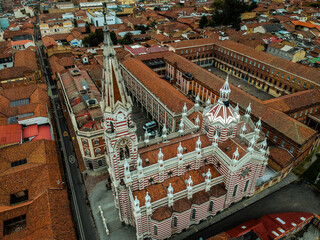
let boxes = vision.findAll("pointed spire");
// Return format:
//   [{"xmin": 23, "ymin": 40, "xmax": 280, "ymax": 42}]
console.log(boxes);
[
  {"xmin": 162, "ymin": 125, "xmax": 167, "ymax": 142},
  {"xmin": 232, "ymin": 148, "xmax": 239, "ymax": 161},
  {"xmin": 206, "ymin": 98, "xmax": 211, "ymax": 108},
  {"xmin": 167, "ymin": 183, "xmax": 174, "ymax": 207},
  {"xmin": 220, "ymin": 73, "xmax": 231, "ymax": 100},
  {"xmin": 195, "ymin": 114, "xmax": 200, "ymax": 128},
  {"xmin": 167, "ymin": 183, "xmax": 173, "ymax": 195},
  {"xmin": 182, "ymin": 103, "xmax": 187, "ymax": 117},
  {"xmin": 194, "ymin": 93, "xmax": 200, "ymax": 110},
  {"xmin": 177, "ymin": 142, "xmax": 183, "ymax": 156},
  {"xmin": 245, "ymin": 103, "xmax": 252, "ymax": 115},
  {"xmin": 101, "ymin": 2, "xmax": 130, "ymax": 113},
  {"xmin": 158, "ymin": 148, "xmax": 164, "ymax": 163},
  {"xmin": 144, "ymin": 129, "xmax": 149, "ymax": 144},
  {"xmin": 137, "ymin": 154, "xmax": 143, "ymax": 170},
  {"xmin": 179, "ymin": 119, "xmax": 184, "ymax": 135},
  {"xmin": 234, "ymin": 103, "xmax": 239, "ymax": 114},
  {"xmin": 241, "ymin": 124, "xmax": 247, "ymax": 135}
]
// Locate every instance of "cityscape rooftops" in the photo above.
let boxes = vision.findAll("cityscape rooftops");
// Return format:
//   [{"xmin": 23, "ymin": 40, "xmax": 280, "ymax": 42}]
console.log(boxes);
[
  {"xmin": 0, "ymin": 84, "xmax": 49, "ymax": 125},
  {"xmin": 59, "ymin": 68, "xmax": 103, "ymax": 132}
]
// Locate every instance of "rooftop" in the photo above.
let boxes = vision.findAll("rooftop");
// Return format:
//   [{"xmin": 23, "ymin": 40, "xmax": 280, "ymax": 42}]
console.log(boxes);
[
  {"xmin": 59, "ymin": 69, "xmax": 103, "ymax": 132},
  {"xmin": 122, "ymin": 57, "xmax": 193, "ymax": 114}
]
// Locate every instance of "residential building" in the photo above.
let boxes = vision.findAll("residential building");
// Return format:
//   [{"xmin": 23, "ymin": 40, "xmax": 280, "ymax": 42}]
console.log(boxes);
[
  {"xmin": 39, "ymin": 20, "xmax": 73, "ymax": 37},
  {"xmin": 266, "ymin": 44, "xmax": 306, "ymax": 63},
  {"xmin": 58, "ymin": 68, "xmax": 106, "ymax": 171},
  {"xmin": 87, "ymin": 8, "xmax": 122, "ymax": 27}
]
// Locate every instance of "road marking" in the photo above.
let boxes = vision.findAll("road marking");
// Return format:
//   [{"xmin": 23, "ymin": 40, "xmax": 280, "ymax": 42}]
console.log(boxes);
[{"xmin": 69, "ymin": 155, "xmax": 76, "ymax": 164}]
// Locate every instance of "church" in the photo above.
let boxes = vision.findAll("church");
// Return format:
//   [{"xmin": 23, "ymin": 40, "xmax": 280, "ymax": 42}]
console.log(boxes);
[{"xmin": 100, "ymin": 12, "xmax": 269, "ymax": 239}]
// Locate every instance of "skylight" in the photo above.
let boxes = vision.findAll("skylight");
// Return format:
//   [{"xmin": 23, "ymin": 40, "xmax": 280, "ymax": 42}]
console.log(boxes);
[
  {"xmin": 10, "ymin": 98, "xmax": 30, "ymax": 108},
  {"xmin": 11, "ymin": 158, "xmax": 28, "ymax": 167}
]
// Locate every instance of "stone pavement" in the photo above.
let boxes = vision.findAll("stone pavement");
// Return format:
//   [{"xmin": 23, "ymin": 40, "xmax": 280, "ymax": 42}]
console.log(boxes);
[{"xmin": 89, "ymin": 180, "xmax": 136, "ymax": 240}]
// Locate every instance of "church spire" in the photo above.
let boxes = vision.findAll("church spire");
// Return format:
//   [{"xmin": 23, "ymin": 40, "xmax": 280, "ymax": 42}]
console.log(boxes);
[
  {"xmin": 101, "ymin": 3, "xmax": 130, "ymax": 113},
  {"xmin": 219, "ymin": 73, "xmax": 231, "ymax": 101}
]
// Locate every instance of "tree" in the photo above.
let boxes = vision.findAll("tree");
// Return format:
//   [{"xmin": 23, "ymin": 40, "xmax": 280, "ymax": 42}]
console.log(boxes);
[
  {"xmin": 134, "ymin": 24, "xmax": 149, "ymax": 34},
  {"xmin": 110, "ymin": 31, "xmax": 118, "ymax": 45},
  {"xmin": 119, "ymin": 33, "xmax": 133, "ymax": 45},
  {"xmin": 85, "ymin": 22, "xmax": 91, "ymax": 33},
  {"xmin": 73, "ymin": 18, "xmax": 78, "ymax": 27},
  {"xmin": 199, "ymin": 15, "xmax": 208, "ymax": 29},
  {"xmin": 209, "ymin": 0, "xmax": 253, "ymax": 30}
]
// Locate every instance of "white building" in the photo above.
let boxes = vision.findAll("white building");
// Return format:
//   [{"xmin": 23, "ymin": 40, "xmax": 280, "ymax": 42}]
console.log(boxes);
[{"xmin": 87, "ymin": 9, "xmax": 122, "ymax": 26}]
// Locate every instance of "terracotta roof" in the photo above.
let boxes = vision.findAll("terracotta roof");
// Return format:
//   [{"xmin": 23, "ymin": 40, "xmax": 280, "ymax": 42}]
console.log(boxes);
[
  {"xmin": 219, "ymin": 138, "xmax": 247, "ymax": 159},
  {"xmin": 42, "ymin": 36, "xmax": 58, "ymax": 47},
  {"xmin": 211, "ymin": 35, "xmax": 320, "ymax": 86},
  {"xmin": 0, "ymin": 124, "xmax": 21, "ymax": 146},
  {"xmin": 263, "ymin": 89, "xmax": 320, "ymax": 113},
  {"xmin": 139, "ymin": 134, "xmax": 212, "ymax": 167},
  {"xmin": 172, "ymin": 197, "xmax": 191, "ymax": 213},
  {"xmin": 122, "ymin": 57, "xmax": 193, "ymax": 114},
  {"xmin": 164, "ymin": 52, "xmax": 317, "ymax": 146},
  {"xmin": 133, "ymin": 164, "xmax": 220, "ymax": 207},
  {"xmin": 269, "ymin": 147, "xmax": 293, "ymax": 169},
  {"xmin": 0, "ymin": 84, "xmax": 49, "ymax": 125},
  {"xmin": 168, "ymin": 37, "xmax": 214, "ymax": 49},
  {"xmin": 209, "ymin": 183, "xmax": 227, "ymax": 197},
  {"xmin": 14, "ymin": 48, "xmax": 38, "ymax": 71},
  {"xmin": 0, "ymin": 139, "xmax": 76, "ymax": 239},
  {"xmin": 192, "ymin": 190, "xmax": 210, "ymax": 205},
  {"xmin": 152, "ymin": 205, "xmax": 172, "ymax": 221}
]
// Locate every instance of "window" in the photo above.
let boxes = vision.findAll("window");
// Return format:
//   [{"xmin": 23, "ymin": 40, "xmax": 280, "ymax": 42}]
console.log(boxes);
[
  {"xmin": 300, "ymin": 111, "xmax": 303, "ymax": 117},
  {"xmin": 11, "ymin": 158, "xmax": 27, "ymax": 168},
  {"xmin": 227, "ymin": 128, "xmax": 233, "ymax": 136},
  {"xmin": 85, "ymin": 149, "xmax": 90, "ymax": 156},
  {"xmin": 272, "ymin": 69, "xmax": 274, "ymax": 74},
  {"xmin": 98, "ymin": 159, "xmax": 103, "ymax": 166},
  {"xmin": 273, "ymin": 136, "xmax": 277, "ymax": 142},
  {"xmin": 294, "ymin": 113, "xmax": 297, "ymax": 118},
  {"xmin": 83, "ymin": 139, "xmax": 88, "ymax": 146},
  {"xmin": 95, "ymin": 148, "xmax": 101, "ymax": 156},
  {"xmin": 173, "ymin": 217, "xmax": 178, "ymax": 227},
  {"xmin": 192, "ymin": 209, "xmax": 196, "ymax": 219},
  {"xmin": 9, "ymin": 98, "xmax": 30, "ymax": 107},
  {"xmin": 232, "ymin": 185, "xmax": 238, "ymax": 197},
  {"xmin": 303, "ymin": 82, "xmax": 307, "ymax": 88},
  {"xmin": 186, "ymin": 50, "xmax": 188, "ymax": 53},
  {"xmin": 94, "ymin": 139, "xmax": 99, "ymax": 146},
  {"xmin": 298, "ymin": 80, "xmax": 301, "ymax": 85},
  {"xmin": 154, "ymin": 225, "xmax": 157, "ymax": 236},
  {"xmin": 209, "ymin": 201, "xmax": 214, "ymax": 211},
  {"xmin": 281, "ymin": 141, "xmax": 285, "ymax": 147},
  {"xmin": 244, "ymin": 180, "xmax": 249, "ymax": 192},
  {"xmin": 305, "ymin": 110, "xmax": 308, "ymax": 115},
  {"xmin": 281, "ymin": 74, "xmax": 284, "ymax": 78},
  {"xmin": 276, "ymin": 71, "xmax": 279, "ymax": 76},
  {"xmin": 149, "ymin": 177, "xmax": 154, "ymax": 183},
  {"xmin": 168, "ymin": 171, "xmax": 173, "ymax": 176},
  {"xmin": 266, "ymin": 131, "xmax": 269, "ymax": 137},
  {"xmin": 10, "ymin": 190, "xmax": 28, "ymax": 205},
  {"xmin": 4, "ymin": 215, "xmax": 26, "ymax": 236},
  {"xmin": 310, "ymin": 108, "xmax": 313, "ymax": 114},
  {"xmin": 287, "ymin": 76, "xmax": 290, "ymax": 81},
  {"xmin": 262, "ymin": 65, "xmax": 265, "ymax": 70}
]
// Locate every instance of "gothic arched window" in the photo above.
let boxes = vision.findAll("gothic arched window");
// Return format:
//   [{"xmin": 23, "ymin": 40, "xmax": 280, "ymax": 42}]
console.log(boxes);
[
  {"xmin": 119, "ymin": 148, "xmax": 124, "ymax": 160},
  {"xmin": 125, "ymin": 146, "xmax": 130, "ymax": 159}
]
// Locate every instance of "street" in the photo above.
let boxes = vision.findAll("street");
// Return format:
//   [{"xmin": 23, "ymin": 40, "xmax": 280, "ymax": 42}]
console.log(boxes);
[
  {"xmin": 187, "ymin": 180, "xmax": 320, "ymax": 240},
  {"xmin": 35, "ymin": 13, "xmax": 98, "ymax": 240}
]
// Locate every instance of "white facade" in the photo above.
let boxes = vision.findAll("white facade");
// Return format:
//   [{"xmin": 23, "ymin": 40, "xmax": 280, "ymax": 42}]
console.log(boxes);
[{"xmin": 87, "ymin": 9, "xmax": 122, "ymax": 26}]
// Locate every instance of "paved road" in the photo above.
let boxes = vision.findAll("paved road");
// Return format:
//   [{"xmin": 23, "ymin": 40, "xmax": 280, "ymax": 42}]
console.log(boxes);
[
  {"xmin": 35, "ymin": 15, "xmax": 98, "ymax": 239},
  {"xmin": 187, "ymin": 180, "xmax": 320, "ymax": 240}
]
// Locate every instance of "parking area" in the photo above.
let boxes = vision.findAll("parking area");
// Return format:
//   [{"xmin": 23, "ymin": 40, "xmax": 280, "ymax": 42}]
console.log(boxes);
[
  {"xmin": 206, "ymin": 66, "xmax": 274, "ymax": 101},
  {"xmin": 131, "ymin": 103, "xmax": 151, "ymax": 140}
]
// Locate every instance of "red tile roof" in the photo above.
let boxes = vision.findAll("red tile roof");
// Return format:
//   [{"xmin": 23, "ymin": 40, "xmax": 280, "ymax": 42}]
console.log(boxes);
[
  {"xmin": 263, "ymin": 89, "xmax": 320, "ymax": 113},
  {"xmin": 0, "ymin": 124, "xmax": 21, "ymax": 146},
  {"xmin": 163, "ymin": 52, "xmax": 317, "ymax": 146},
  {"xmin": 122, "ymin": 57, "xmax": 193, "ymax": 114}
]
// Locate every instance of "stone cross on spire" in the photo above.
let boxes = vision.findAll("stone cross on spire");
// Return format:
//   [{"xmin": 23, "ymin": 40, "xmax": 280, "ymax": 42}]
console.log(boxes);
[{"xmin": 101, "ymin": 2, "xmax": 130, "ymax": 114}]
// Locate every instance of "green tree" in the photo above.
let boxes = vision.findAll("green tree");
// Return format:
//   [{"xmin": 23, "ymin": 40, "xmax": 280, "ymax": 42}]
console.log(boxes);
[
  {"xmin": 110, "ymin": 31, "xmax": 118, "ymax": 45},
  {"xmin": 73, "ymin": 18, "xmax": 78, "ymax": 27},
  {"xmin": 134, "ymin": 24, "xmax": 149, "ymax": 34},
  {"xmin": 210, "ymin": 0, "xmax": 253, "ymax": 30},
  {"xmin": 199, "ymin": 15, "xmax": 208, "ymax": 29},
  {"xmin": 85, "ymin": 22, "xmax": 91, "ymax": 33},
  {"xmin": 119, "ymin": 33, "xmax": 133, "ymax": 45}
]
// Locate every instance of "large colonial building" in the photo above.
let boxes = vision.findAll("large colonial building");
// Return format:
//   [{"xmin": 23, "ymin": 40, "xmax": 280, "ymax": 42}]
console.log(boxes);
[{"xmin": 100, "ymin": 17, "xmax": 272, "ymax": 239}]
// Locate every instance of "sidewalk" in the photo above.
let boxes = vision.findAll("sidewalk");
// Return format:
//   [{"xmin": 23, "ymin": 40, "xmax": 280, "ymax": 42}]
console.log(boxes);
[
  {"xmin": 89, "ymin": 180, "xmax": 136, "ymax": 240},
  {"xmin": 172, "ymin": 172, "xmax": 298, "ymax": 240}
]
